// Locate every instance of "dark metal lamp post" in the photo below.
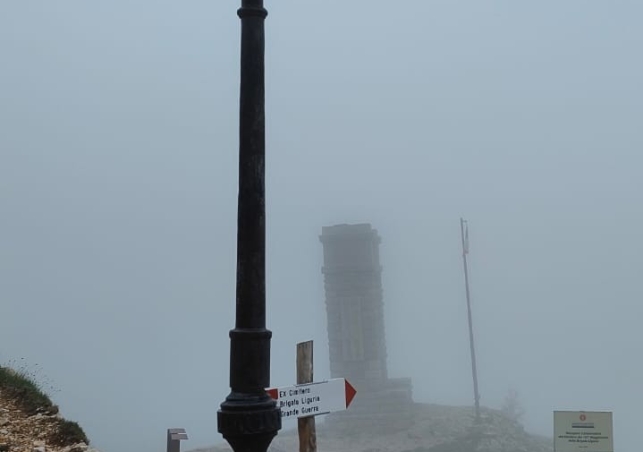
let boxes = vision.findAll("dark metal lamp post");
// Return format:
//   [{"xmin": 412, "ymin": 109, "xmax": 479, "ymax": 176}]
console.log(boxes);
[{"xmin": 217, "ymin": 1, "xmax": 281, "ymax": 452}]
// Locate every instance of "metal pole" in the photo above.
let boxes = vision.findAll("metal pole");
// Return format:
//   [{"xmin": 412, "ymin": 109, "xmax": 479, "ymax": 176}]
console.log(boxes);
[
  {"xmin": 167, "ymin": 428, "xmax": 188, "ymax": 452},
  {"xmin": 218, "ymin": 1, "xmax": 281, "ymax": 451},
  {"xmin": 460, "ymin": 218, "xmax": 480, "ymax": 420}
]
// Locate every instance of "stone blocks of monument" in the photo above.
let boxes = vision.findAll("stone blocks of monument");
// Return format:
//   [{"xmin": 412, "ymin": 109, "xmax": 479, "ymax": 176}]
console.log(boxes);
[{"xmin": 320, "ymin": 223, "xmax": 414, "ymax": 432}]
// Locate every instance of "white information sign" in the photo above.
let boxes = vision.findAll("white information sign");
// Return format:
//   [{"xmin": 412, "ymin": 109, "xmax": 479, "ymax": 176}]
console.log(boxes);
[
  {"xmin": 554, "ymin": 411, "xmax": 613, "ymax": 452},
  {"xmin": 266, "ymin": 378, "xmax": 356, "ymax": 420}
]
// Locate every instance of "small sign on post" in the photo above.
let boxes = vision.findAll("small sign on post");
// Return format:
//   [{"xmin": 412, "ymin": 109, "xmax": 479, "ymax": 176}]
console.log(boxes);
[
  {"xmin": 167, "ymin": 428, "xmax": 188, "ymax": 452},
  {"xmin": 554, "ymin": 411, "xmax": 613, "ymax": 452}
]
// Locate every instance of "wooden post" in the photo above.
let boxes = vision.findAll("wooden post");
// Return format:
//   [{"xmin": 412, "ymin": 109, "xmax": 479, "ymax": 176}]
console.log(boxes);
[{"xmin": 297, "ymin": 341, "xmax": 317, "ymax": 452}]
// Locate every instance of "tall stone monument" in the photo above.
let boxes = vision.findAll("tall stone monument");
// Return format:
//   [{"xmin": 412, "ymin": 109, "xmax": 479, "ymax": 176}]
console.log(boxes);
[{"xmin": 320, "ymin": 223, "xmax": 413, "ymax": 431}]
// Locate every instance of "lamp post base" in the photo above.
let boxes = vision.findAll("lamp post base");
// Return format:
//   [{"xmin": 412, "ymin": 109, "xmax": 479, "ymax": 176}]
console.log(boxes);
[{"xmin": 218, "ymin": 392, "xmax": 281, "ymax": 452}]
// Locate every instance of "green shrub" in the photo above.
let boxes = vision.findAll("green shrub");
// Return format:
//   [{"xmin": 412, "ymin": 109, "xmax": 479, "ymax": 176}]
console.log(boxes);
[{"xmin": 49, "ymin": 419, "xmax": 89, "ymax": 446}]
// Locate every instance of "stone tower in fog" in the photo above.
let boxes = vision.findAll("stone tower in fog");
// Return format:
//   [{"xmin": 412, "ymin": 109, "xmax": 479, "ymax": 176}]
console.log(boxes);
[
  {"xmin": 320, "ymin": 223, "xmax": 413, "ymax": 431},
  {"xmin": 320, "ymin": 223, "xmax": 389, "ymax": 383}
]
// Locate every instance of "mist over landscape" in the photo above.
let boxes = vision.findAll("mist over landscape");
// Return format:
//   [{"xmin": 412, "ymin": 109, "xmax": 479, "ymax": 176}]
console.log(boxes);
[{"xmin": 1, "ymin": 2, "xmax": 642, "ymax": 452}]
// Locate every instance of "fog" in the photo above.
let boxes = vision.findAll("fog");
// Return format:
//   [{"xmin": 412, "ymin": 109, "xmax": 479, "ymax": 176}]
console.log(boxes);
[{"xmin": 1, "ymin": 1, "xmax": 642, "ymax": 452}]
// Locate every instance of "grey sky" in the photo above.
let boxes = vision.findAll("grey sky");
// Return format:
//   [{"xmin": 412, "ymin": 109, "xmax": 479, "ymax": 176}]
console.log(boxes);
[{"xmin": 1, "ymin": 1, "xmax": 642, "ymax": 452}]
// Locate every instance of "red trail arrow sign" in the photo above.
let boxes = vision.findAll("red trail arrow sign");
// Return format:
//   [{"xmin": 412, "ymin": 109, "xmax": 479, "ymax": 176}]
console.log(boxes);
[{"xmin": 266, "ymin": 378, "xmax": 356, "ymax": 420}]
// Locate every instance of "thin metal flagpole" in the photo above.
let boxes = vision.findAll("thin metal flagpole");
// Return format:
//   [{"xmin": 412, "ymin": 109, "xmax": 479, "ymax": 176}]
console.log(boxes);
[{"xmin": 460, "ymin": 218, "xmax": 480, "ymax": 421}]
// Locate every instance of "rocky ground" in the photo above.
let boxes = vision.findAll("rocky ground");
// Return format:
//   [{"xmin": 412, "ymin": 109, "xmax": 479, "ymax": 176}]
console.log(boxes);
[
  {"xmin": 192, "ymin": 404, "xmax": 552, "ymax": 452},
  {"xmin": 0, "ymin": 368, "xmax": 96, "ymax": 452}
]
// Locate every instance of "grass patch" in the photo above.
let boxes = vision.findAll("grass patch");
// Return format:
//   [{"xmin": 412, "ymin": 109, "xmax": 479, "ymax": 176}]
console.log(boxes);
[
  {"xmin": 0, "ymin": 364, "xmax": 89, "ymax": 445},
  {"xmin": 49, "ymin": 419, "xmax": 89, "ymax": 446},
  {"xmin": 0, "ymin": 365, "xmax": 57, "ymax": 416}
]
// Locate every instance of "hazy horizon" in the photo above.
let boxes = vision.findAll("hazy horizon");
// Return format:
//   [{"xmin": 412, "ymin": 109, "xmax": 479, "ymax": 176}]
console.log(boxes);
[{"xmin": 1, "ymin": 1, "xmax": 642, "ymax": 452}]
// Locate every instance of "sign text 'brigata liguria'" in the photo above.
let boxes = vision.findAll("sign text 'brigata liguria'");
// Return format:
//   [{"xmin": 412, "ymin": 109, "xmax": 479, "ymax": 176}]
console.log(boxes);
[{"xmin": 266, "ymin": 378, "xmax": 357, "ymax": 420}]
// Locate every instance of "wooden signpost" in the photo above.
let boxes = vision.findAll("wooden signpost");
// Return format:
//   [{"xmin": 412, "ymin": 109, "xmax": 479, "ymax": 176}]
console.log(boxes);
[
  {"xmin": 297, "ymin": 341, "xmax": 316, "ymax": 452},
  {"xmin": 266, "ymin": 341, "xmax": 357, "ymax": 452}
]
